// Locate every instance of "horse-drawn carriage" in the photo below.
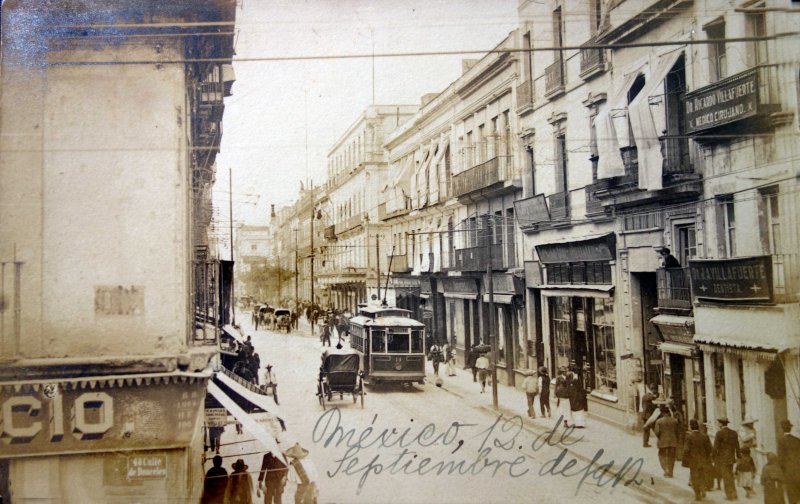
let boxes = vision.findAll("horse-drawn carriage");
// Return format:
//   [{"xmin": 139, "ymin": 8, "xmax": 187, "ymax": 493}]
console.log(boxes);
[
  {"xmin": 274, "ymin": 308, "xmax": 292, "ymax": 333},
  {"xmin": 317, "ymin": 348, "xmax": 364, "ymax": 409}
]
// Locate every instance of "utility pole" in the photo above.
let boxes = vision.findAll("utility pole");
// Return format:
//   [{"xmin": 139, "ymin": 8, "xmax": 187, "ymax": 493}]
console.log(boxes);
[
  {"xmin": 294, "ymin": 228, "xmax": 299, "ymax": 313},
  {"xmin": 229, "ymin": 167, "xmax": 235, "ymax": 325},
  {"xmin": 375, "ymin": 235, "xmax": 381, "ymax": 304},
  {"xmin": 310, "ymin": 180, "xmax": 315, "ymax": 336},
  {"xmin": 487, "ymin": 219, "xmax": 498, "ymax": 410}
]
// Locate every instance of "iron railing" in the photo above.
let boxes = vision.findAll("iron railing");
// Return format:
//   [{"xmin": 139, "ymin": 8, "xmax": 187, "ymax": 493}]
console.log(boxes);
[
  {"xmin": 657, "ymin": 267, "xmax": 692, "ymax": 310},
  {"xmin": 545, "ymin": 59, "xmax": 565, "ymax": 97}
]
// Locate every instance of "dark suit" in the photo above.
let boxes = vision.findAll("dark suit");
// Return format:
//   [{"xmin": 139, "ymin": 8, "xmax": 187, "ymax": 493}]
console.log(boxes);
[
  {"xmin": 713, "ymin": 426, "xmax": 740, "ymax": 500},
  {"xmin": 779, "ymin": 433, "xmax": 800, "ymax": 503},
  {"xmin": 259, "ymin": 453, "xmax": 288, "ymax": 504},
  {"xmin": 655, "ymin": 414, "xmax": 679, "ymax": 477},
  {"xmin": 684, "ymin": 430, "xmax": 713, "ymax": 499}
]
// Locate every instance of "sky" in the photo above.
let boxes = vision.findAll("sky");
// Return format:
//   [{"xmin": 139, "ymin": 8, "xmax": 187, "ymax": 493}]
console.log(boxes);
[{"xmin": 213, "ymin": 0, "xmax": 519, "ymax": 235}]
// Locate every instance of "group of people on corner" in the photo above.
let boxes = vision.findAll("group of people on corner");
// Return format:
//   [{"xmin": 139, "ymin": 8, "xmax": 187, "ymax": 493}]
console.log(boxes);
[
  {"xmin": 201, "ymin": 453, "xmax": 289, "ymax": 504},
  {"xmin": 230, "ymin": 335, "xmax": 279, "ymax": 404},
  {"xmin": 640, "ymin": 383, "xmax": 800, "ymax": 503}
]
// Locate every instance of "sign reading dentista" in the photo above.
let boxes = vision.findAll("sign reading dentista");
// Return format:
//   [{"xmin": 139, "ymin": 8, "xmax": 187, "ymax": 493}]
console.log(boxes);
[
  {"xmin": 688, "ymin": 255, "xmax": 773, "ymax": 303},
  {"xmin": 0, "ymin": 376, "xmax": 206, "ymax": 458}
]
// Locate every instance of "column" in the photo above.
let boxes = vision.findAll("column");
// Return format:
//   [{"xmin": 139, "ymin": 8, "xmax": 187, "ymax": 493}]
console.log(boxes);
[{"xmin": 704, "ymin": 352, "xmax": 718, "ymax": 432}]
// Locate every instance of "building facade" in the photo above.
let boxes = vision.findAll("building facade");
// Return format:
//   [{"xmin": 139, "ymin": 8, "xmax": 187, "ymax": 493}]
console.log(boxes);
[{"xmin": 0, "ymin": 1, "xmax": 236, "ymax": 501}]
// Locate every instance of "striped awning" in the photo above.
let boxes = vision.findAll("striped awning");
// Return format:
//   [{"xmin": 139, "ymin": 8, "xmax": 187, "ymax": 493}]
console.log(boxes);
[
  {"xmin": 0, "ymin": 370, "xmax": 209, "ymax": 393},
  {"xmin": 695, "ymin": 332, "xmax": 790, "ymax": 362}
]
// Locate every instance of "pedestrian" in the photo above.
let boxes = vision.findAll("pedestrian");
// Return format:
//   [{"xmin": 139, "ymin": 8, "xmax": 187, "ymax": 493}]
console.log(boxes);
[
  {"xmin": 429, "ymin": 343, "xmax": 444, "ymax": 376},
  {"xmin": 736, "ymin": 446, "xmax": 756, "ymax": 498},
  {"xmin": 654, "ymin": 403, "xmax": 679, "ymax": 478},
  {"xmin": 640, "ymin": 385, "xmax": 658, "ymax": 447},
  {"xmin": 683, "ymin": 419, "xmax": 713, "ymax": 501},
  {"xmin": 251, "ymin": 353, "xmax": 261, "ymax": 385},
  {"xmin": 569, "ymin": 365, "xmax": 587, "ymax": 428},
  {"xmin": 262, "ymin": 364, "xmax": 279, "ymax": 405},
  {"xmin": 444, "ymin": 343, "xmax": 456, "ymax": 376},
  {"xmin": 475, "ymin": 352, "xmax": 490, "ymax": 393},
  {"xmin": 257, "ymin": 452, "xmax": 288, "ymax": 504},
  {"xmin": 659, "ymin": 247, "xmax": 681, "ymax": 268},
  {"xmin": 555, "ymin": 366, "xmax": 573, "ymax": 427},
  {"xmin": 201, "ymin": 455, "xmax": 229, "ymax": 504},
  {"xmin": 225, "ymin": 459, "xmax": 254, "ymax": 504},
  {"xmin": 468, "ymin": 348, "xmax": 480, "ymax": 382},
  {"xmin": 321, "ymin": 323, "xmax": 331, "ymax": 347},
  {"xmin": 522, "ymin": 370, "xmax": 539, "ymax": 418},
  {"xmin": 209, "ymin": 425, "xmax": 225, "ymax": 454},
  {"xmin": 537, "ymin": 366, "xmax": 551, "ymax": 418},
  {"xmin": 778, "ymin": 420, "xmax": 800, "ymax": 504},
  {"xmin": 712, "ymin": 416, "xmax": 740, "ymax": 501},
  {"xmin": 762, "ymin": 452, "xmax": 785, "ymax": 504}
]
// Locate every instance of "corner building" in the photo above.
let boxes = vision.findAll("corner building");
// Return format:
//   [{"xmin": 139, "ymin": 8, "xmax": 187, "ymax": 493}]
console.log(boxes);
[{"xmin": 0, "ymin": 1, "xmax": 236, "ymax": 501}]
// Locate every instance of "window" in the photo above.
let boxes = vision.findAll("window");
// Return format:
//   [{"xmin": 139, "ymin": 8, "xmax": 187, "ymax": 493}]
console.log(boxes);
[
  {"xmin": 705, "ymin": 20, "xmax": 727, "ymax": 82},
  {"xmin": 759, "ymin": 186, "xmax": 784, "ymax": 291},
  {"xmin": 746, "ymin": 7, "xmax": 767, "ymax": 67},
  {"xmin": 589, "ymin": 0, "xmax": 602, "ymax": 34},
  {"xmin": 387, "ymin": 332, "xmax": 410, "ymax": 353},
  {"xmin": 371, "ymin": 330, "xmax": 386, "ymax": 353},
  {"xmin": 719, "ymin": 196, "xmax": 736, "ymax": 257},
  {"xmin": 592, "ymin": 298, "xmax": 616, "ymax": 394},
  {"xmin": 553, "ymin": 6, "xmax": 564, "ymax": 54},
  {"xmin": 555, "ymin": 134, "xmax": 568, "ymax": 194},
  {"xmin": 250, "ymin": 244, "xmax": 257, "ymax": 252},
  {"xmin": 411, "ymin": 330, "xmax": 424, "ymax": 353},
  {"xmin": 550, "ymin": 297, "xmax": 572, "ymax": 371},
  {"xmin": 675, "ymin": 224, "xmax": 697, "ymax": 266}
]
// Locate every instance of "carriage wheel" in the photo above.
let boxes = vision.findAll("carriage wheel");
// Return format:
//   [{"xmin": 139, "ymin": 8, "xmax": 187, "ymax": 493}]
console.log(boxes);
[{"xmin": 317, "ymin": 382, "xmax": 325, "ymax": 409}]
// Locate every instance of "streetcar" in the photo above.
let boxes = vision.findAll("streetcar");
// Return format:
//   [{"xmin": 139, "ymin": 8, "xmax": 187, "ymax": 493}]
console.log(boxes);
[{"xmin": 348, "ymin": 305, "xmax": 426, "ymax": 385}]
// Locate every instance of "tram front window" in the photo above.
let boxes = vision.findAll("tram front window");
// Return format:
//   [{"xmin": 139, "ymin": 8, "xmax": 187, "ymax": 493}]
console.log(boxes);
[
  {"xmin": 387, "ymin": 332, "xmax": 410, "ymax": 353},
  {"xmin": 371, "ymin": 331, "xmax": 386, "ymax": 353},
  {"xmin": 411, "ymin": 330, "xmax": 423, "ymax": 353}
]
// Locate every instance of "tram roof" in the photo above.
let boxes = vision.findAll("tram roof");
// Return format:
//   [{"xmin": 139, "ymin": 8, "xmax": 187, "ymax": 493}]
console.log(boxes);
[{"xmin": 350, "ymin": 315, "xmax": 425, "ymax": 328}]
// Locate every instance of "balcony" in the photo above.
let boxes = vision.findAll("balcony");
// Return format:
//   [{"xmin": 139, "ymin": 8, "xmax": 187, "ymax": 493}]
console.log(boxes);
[
  {"xmin": 684, "ymin": 65, "xmax": 786, "ymax": 137},
  {"xmin": 656, "ymin": 267, "xmax": 692, "ymax": 311},
  {"xmin": 335, "ymin": 214, "xmax": 362, "ymax": 235},
  {"xmin": 388, "ymin": 254, "xmax": 411, "ymax": 274},
  {"xmin": 661, "ymin": 137, "xmax": 693, "ymax": 178},
  {"xmin": 544, "ymin": 59, "xmax": 565, "ymax": 99},
  {"xmin": 442, "ymin": 249, "xmax": 455, "ymax": 270},
  {"xmin": 547, "ymin": 191, "xmax": 570, "ymax": 221},
  {"xmin": 585, "ymin": 184, "xmax": 611, "ymax": 218},
  {"xmin": 419, "ymin": 252, "xmax": 434, "ymax": 273},
  {"xmin": 324, "ymin": 225, "xmax": 337, "ymax": 241},
  {"xmin": 453, "ymin": 245, "xmax": 504, "ymax": 271},
  {"xmin": 579, "ymin": 36, "xmax": 605, "ymax": 79},
  {"xmin": 452, "ymin": 155, "xmax": 513, "ymax": 198},
  {"xmin": 516, "ymin": 80, "xmax": 534, "ymax": 114}
]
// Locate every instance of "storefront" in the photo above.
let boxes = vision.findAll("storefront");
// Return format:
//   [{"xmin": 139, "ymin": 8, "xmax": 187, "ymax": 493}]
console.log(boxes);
[
  {"xmin": 0, "ymin": 371, "xmax": 208, "ymax": 502},
  {"xmin": 651, "ymin": 314, "xmax": 702, "ymax": 424},
  {"xmin": 441, "ymin": 276, "xmax": 480, "ymax": 366},
  {"xmin": 482, "ymin": 272, "xmax": 526, "ymax": 386},
  {"xmin": 536, "ymin": 233, "xmax": 625, "ymax": 424}
]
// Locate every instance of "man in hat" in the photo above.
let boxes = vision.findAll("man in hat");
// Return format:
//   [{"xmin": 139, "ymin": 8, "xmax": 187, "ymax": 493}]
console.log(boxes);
[
  {"xmin": 225, "ymin": 459, "xmax": 254, "ymax": 504},
  {"xmin": 683, "ymin": 419, "xmax": 713, "ymax": 501},
  {"xmin": 658, "ymin": 247, "xmax": 681, "ymax": 268},
  {"xmin": 778, "ymin": 420, "xmax": 800, "ymax": 503},
  {"xmin": 522, "ymin": 369, "xmax": 539, "ymax": 418},
  {"xmin": 640, "ymin": 385, "xmax": 657, "ymax": 447},
  {"xmin": 263, "ymin": 364, "xmax": 278, "ymax": 405},
  {"xmin": 654, "ymin": 403, "xmax": 680, "ymax": 477},
  {"xmin": 713, "ymin": 417, "xmax": 740, "ymax": 500},
  {"xmin": 738, "ymin": 417, "xmax": 758, "ymax": 450},
  {"xmin": 258, "ymin": 452, "xmax": 288, "ymax": 504}
]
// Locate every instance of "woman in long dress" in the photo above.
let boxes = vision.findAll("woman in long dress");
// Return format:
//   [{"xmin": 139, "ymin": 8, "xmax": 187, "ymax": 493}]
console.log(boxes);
[
  {"xmin": 570, "ymin": 367, "xmax": 588, "ymax": 428},
  {"xmin": 555, "ymin": 366, "xmax": 573, "ymax": 427}
]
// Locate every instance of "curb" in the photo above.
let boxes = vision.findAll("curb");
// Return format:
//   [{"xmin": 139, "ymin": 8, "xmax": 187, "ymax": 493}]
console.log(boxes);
[{"xmin": 433, "ymin": 379, "xmax": 694, "ymax": 503}]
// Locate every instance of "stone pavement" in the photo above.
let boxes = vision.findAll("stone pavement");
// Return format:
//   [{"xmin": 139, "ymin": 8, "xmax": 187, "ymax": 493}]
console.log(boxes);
[{"xmin": 426, "ymin": 364, "xmax": 763, "ymax": 504}]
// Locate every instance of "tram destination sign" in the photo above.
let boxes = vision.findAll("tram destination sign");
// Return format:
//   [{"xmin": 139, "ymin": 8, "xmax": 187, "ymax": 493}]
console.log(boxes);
[
  {"xmin": 684, "ymin": 68, "xmax": 759, "ymax": 134},
  {"xmin": 688, "ymin": 255, "xmax": 773, "ymax": 303}
]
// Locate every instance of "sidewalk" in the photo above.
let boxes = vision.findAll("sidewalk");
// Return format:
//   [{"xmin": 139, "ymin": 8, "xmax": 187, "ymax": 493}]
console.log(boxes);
[{"xmin": 427, "ymin": 365, "xmax": 761, "ymax": 503}]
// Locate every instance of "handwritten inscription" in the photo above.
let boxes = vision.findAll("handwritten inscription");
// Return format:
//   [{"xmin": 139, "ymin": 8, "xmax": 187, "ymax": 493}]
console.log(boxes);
[{"xmin": 312, "ymin": 409, "xmax": 644, "ymax": 496}]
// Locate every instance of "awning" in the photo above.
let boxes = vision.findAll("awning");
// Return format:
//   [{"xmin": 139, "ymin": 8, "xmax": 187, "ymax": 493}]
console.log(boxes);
[
  {"xmin": 650, "ymin": 314, "xmax": 694, "ymax": 329},
  {"xmin": 539, "ymin": 284, "xmax": 614, "ymax": 298},
  {"xmin": 629, "ymin": 48, "xmax": 684, "ymax": 191},
  {"xmin": 482, "ymin": 293, "xmax": 514, "ymax": 304},
  {"xmin": 443, "ymin": 292, "xmax": 479, "ymax": 300},
  {"xmin": 223, "ymin": 324, "xmax": 245, "ymax": 343},
  {"xmin": 214, "ymin": 370, "xmax": 287, "ymax": 424},
  {"xmin": 695, "ymin": 333, "xmax": 791, "ymax": 362},
  {"xmin": 658, "ymin": 341, "xmax": 695, "ymax": 357},
  {"xmin": 207, "ymin": 381, "xmax": 287, "ymax": 464}
]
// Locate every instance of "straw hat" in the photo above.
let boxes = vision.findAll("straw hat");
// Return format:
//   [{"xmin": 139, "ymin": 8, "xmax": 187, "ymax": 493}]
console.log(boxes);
[
  {"xmin": 742, "ymin": 417, "xmax": 758, "ymax": 426},
  {"xmin": 232, "ymin": 459, "xmax": 248, "ymax": 471},
  {"xmin": 284, "ymin": 443, "xmax": 309, "ymax": 460}
]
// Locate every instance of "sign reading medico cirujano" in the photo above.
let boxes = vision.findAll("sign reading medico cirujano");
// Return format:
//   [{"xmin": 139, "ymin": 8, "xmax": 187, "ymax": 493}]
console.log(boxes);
[{"xmin": 688, "ymin": 255, "xmax": 773, "ymax": 303}]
